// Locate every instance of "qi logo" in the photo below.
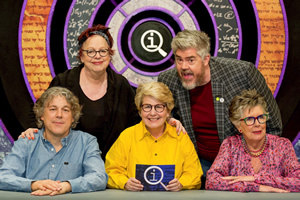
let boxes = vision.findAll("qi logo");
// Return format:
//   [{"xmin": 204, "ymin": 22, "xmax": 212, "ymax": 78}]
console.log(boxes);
[
  {"xmin": 130, "ymin": 21, "xmax": 172, "ymax": 64},
  {"xmin": 141, "ymin": 30, "xmax": 167, "ymax": 57},
  {"xmin": 144, "ymin": 166, "xmax": 167, "ymax": 190}
]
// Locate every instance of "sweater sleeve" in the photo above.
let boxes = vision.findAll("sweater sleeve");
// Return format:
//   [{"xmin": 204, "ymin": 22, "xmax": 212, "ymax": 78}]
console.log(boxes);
[
  {"xmin": 254, "ymin": 138, "xmax": 300, "ymax": 192},
  {"xmin": 206, "ymin": 137, "xmax": 259, "ymax": 192}
]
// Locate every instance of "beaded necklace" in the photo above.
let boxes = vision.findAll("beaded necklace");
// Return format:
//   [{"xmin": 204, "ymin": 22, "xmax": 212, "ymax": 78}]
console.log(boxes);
[{"xmin": 241, "ymin": 135, "xmax": 268, "ymax": 157}]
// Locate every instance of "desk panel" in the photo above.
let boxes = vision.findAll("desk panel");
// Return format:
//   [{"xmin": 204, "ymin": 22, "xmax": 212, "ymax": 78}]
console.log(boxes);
[{"xmin": 0, "ymin": 189, "xmax": 299, "ymax": 200}]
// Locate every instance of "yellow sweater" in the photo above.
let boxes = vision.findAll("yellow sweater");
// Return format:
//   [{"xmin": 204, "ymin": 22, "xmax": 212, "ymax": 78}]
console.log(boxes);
[{"xmin": 105, "ymin": 120, "xmax": 203, "ymax": 190}]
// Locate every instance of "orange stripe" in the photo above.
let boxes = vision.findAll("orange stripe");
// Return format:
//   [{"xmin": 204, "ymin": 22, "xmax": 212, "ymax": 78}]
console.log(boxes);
[
  {"xmin": 255, "ymin": 0, "xmax": 286, "ymax": 94},
  {"xmin": 21, "ymin": 0, "xmax": 53, "ymax": 99}
]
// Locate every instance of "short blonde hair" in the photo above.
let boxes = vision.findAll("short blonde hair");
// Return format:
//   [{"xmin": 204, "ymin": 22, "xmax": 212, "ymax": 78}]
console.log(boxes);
[
  {"xmin": 229, "ymin": 89, "xmax": 269, "ymax": 126},
  {"xmin": 135, "ymin": 82, "xmax": 174, "ymax": 113},
  {"xmin": 33, "ymin": 87, "xmax": 82, "ymax": 128}
]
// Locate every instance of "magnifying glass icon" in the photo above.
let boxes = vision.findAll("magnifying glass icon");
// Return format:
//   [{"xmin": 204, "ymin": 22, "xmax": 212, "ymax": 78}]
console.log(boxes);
[
  {"xmin": 141, "ymin": 30, "xmax": 167, "ymax": 57},
  {"xmin": 144, "ymin": 166, "xmax": 168, "ymax": 190}
]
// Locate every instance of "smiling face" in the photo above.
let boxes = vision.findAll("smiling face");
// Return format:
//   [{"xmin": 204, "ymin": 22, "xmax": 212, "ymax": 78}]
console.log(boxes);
[
  {"xmin": 237, "ymin": 105, "xmax": 267, "ymax": 145},
  {"xmin": 175, "ymin": 48, "xmax": 210, "ymax": 90},
  {"xmin": 140, "ymin": 96, "xmax": 170, "ymax": 135},
  {"xmin": 80, "ymin": 35, "xmax": 111, "ymax": 73},
  {"xmin": 41, "ymin": 96, "xmax": 74, "ymax": 139}
]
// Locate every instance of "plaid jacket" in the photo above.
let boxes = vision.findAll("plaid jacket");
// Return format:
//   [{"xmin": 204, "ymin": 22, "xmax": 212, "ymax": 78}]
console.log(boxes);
[{"xmin": 158, "ymin": 57, "xmax": 282, "ymax": 151}]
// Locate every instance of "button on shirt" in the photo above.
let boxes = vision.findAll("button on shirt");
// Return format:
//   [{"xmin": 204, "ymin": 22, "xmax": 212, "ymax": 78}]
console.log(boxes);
[
  {"xmin": 105, "ymin": 121, "xmax": 203, "ymax": 190},
  {"xmin": 0, "ymin": 129, "xmax": 108, "ymax": 192}
]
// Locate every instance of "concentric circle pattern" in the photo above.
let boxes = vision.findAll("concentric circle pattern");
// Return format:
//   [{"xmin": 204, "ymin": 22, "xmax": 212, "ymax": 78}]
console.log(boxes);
[{"xmin": 19, "ymin": 0, "xmax": 288, "ymax": 100}]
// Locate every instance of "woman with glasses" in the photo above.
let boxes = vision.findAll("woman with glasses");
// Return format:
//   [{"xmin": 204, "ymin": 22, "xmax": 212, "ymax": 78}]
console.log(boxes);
[
  {"xmin": 206, "ymin": 89, "xmax": 300, "ymax": 192},
  {"xmin": 21, "ymin": 24, "xmax": 140, "ymax": 159},
  {"xmin": 21, "ymin": 24, "xmax": 185, "ymax": 159},
  {"xmin": 105, "ymin": 82, "xmax": 202, "ymax": 191}
]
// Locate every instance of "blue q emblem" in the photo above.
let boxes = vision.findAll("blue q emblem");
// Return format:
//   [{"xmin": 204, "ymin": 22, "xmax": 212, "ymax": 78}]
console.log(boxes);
[
  {"xmin": 136, "ymin": 164, "xmax": 175, "ymax": 191},
  {"xmin": 144, "ymin": 166, "xmax": 167, "ymax": 190}
]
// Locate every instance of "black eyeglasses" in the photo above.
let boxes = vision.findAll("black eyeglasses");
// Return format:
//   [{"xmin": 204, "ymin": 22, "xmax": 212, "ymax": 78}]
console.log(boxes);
[
  {"xmin": 240, "ymin": 114, "xmax": 269, "ymax": 126},
  {"xmin": 141, "ymin": 104, "xmax": 166, "ymax": 113},
  {"xmin": 82, "ymin": 49, "xmax": 109, "ymax": 58}
]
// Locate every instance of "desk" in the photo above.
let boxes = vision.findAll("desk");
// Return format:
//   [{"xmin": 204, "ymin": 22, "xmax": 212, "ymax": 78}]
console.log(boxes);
[{"xmin": 0, "ymin": 189, "xmax": 299, "ymax": 200}]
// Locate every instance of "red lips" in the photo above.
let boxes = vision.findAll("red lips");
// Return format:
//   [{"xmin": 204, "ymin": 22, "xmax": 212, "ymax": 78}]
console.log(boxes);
[{"xmin": 252, "ymin": 130, "xmax": 262, "ymax": 134}]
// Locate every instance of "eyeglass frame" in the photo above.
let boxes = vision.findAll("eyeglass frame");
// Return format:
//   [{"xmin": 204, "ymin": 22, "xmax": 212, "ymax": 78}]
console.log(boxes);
[
  {"xmin": 141, "ymin": 104, "xmax": 167, "ymax": 113},
  {"xmin": 82, "ymin": 49, "xmax": 109, "ymax": 58},
  {"xmin": 240, "ymin": 114, "xmax": 269, "ymax": 126}
]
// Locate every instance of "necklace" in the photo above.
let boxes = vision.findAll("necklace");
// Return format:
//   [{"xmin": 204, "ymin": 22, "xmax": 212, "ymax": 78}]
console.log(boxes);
[{"xmin": 241, "ymin": 135, "xmax": 268, "ymax": 157}]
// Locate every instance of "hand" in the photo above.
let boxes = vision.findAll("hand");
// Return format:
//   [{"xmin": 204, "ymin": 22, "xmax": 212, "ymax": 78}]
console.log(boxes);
[
  {"xmin": 259, "ymin": 185, "xmax": 289, "ymax": 193},
  {"xmin": 222, "ymin": 176, "xmax": 255, "ymax": 184},
  {"xmin": 166, "ymin": 178, "xmax": 183, "ymax": 191},
  {"xmin": 124, "ymin": 178, "xmax": 144, "ymax": 191},
  {"xmin": 19, "ymin": 128, "xmax": 38, "ymax": 140},
  {"xmin": 31, "ymin": 181, "xmax": 71, "ymax": 196},
  {"xmin": 168, "ymin": 117, "xmax": 187, "ymax": 135},
  {"xmin": 31, "ymin": 180, "xmax": 62, "ymax": 192},
  {"xmin": 31, "ymin": 189, "xmax": 57, "ymax": 196}
]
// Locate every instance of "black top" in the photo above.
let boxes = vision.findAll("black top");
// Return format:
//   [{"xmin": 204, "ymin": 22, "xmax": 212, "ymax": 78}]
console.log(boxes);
[
  {"xmin": 77, "ymin": 86, "xmax": 107, "ymax": 150},
  {"xmin": 27, "ymin": 65, "xmax": 140, "ymax": 159}
]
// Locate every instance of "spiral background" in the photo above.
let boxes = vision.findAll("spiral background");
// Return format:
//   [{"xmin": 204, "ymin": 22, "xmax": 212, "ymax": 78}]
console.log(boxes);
[{"xmin": 0, "ymin": 0, "xmax": 299, "ymax": 147}]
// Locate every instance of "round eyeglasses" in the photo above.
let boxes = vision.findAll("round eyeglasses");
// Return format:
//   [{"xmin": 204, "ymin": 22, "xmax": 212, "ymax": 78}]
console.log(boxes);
[
  {"xmin": 240, "ymin": 114, "xmax": 269, "ymax": 126},
  {"xmin": 141, "ymin": 104, "xmax": 166, "ymax": 113},
  {"xmin": 82, "ymin": 49, "xmax": 109, "ymax": 58}
]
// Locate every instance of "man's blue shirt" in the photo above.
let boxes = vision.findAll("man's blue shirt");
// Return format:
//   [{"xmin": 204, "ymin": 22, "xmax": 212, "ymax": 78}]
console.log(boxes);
[{"xmin": 0, "ymin": 128, "xmax": 108, "ymax": 192}]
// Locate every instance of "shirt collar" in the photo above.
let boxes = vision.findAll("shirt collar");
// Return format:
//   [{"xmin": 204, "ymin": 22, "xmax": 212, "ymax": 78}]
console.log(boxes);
[
  {"xmin": 41, "ymin": 128, "xmax": 73, "ymax": 145},
  {"xmin": 137, "ymin": 120, "xmax": 177, "ymax": 141}
]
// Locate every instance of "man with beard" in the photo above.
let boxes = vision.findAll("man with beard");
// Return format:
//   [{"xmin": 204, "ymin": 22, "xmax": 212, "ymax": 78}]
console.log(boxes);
[{"xmin": 158, "ymin": 29, "xmax": 282, "ymax": 182}]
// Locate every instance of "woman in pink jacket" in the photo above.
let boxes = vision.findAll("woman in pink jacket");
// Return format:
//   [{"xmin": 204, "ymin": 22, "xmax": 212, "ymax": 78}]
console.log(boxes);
[{"xmin": 206, "ymin": 89, "xmax": 300, "ymax": 192}]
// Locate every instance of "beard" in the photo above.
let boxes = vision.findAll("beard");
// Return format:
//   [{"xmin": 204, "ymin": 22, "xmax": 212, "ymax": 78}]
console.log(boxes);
[
  {"xmin": 178, "ymin": 70, "xmax": 205, "ymax": 90},
  {"xmin": 181, "ymin": 79, "xmax": 198, "ymax": 90}
]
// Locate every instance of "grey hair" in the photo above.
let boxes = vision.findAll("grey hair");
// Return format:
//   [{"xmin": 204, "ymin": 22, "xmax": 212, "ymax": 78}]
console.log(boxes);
[
  {"xmin": 33, "ymin": 87, "xmax": 82, "ymax": 128},
  {"xmin": 171, "ymin": 29, "xmax": 211, "ymax": 60},
  {"xmin": 229, "ymin": 89, "xmax": 269, "ymax": 127}
]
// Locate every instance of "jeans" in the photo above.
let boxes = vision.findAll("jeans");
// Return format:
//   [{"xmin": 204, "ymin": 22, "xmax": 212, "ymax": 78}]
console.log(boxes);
[
  {"xmin": 200, "ymin": 158, "xmax": 213, "ymax": 178},
  {"xmin": 199, "ymin": 158, "xmax": 213, "ymax": 189}
]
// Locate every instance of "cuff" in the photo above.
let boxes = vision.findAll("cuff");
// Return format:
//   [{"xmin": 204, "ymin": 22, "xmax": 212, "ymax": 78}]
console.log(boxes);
[{"xmin": 254, "ymin": 174, "xmax": 261, "ymax": 184}]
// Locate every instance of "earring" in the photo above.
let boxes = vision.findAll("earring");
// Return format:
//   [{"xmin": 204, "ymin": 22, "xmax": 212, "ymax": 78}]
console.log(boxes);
[{"xmin": 239, "ymin": 129, "xmax": 242, "ymax": 133}]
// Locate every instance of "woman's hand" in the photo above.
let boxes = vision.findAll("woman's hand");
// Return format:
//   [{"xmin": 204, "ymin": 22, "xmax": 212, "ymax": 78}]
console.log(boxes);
[
  {"xmin": 168, "ymin": 117, "xmax": 187, "ymax": 135},
  {"xmin": 259, "ymin": 185, "xmax": 289, "ymax": 193},
  {"xmin": 18, "ymin": 128, "xmax": 38, "ymax": 140},
  {"xmin": 222, "ymin": 176, "xmax": 255, "ymax": 184},
  {"xmin": 166, "ymin": 178, "xmax": 183, "ymax": 191},
  {"xmin": 124, "ymin": 178, "xmax": 144, "ymax": 191}
]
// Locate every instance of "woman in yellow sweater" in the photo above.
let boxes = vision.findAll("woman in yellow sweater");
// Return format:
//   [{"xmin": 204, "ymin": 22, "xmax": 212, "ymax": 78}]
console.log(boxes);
[{"xmin": 105, "ymin": 82, "xmax": 202, "ymax": 191}]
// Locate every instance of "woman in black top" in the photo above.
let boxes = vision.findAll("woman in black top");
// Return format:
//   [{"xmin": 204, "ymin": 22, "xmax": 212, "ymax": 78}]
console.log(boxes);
[{"xmin": 21, "ymin": 24, "xmax": 185, "ymax": 159}]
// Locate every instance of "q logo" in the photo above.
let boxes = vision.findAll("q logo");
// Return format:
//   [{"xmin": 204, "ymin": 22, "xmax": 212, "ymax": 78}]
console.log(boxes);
[
  {"xmin": 130, "ymin": 20, "xmax": 173, "ymax": 64},
  {"xmin": 144, "ymin": 166, "xmax": 167, "ymax": 190},
  {"xmin": 141, "ymin": 30, "xmax": 167, "ymax": 57}
]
